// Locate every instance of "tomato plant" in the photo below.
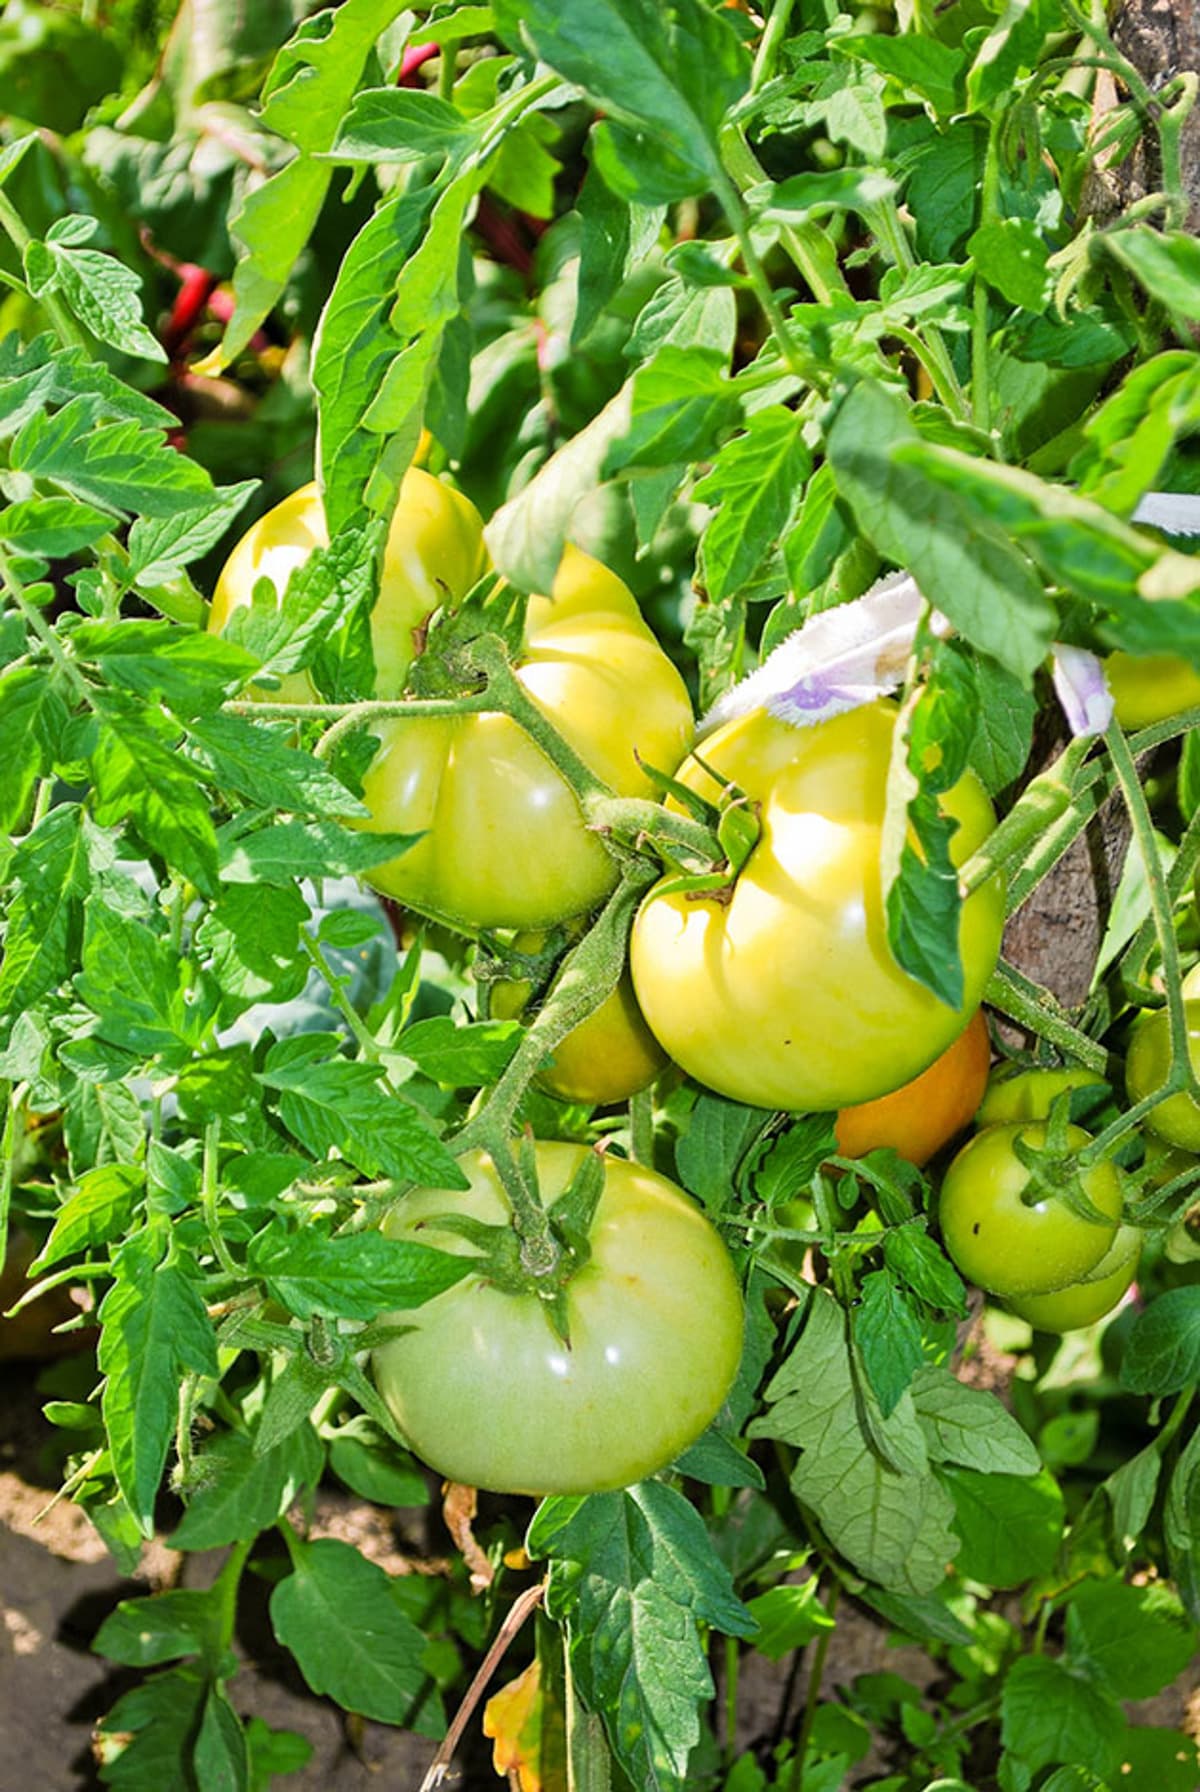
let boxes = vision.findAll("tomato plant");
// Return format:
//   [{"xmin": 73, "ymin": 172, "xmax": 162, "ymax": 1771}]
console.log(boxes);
[
  {"xmin": 834, "ymin": 1007, "xmax": 991, "ymax": 1166},
  {"xmin": 630, "ymin": 703, "xmax": 1006, "ymax": 1112},
  {"xmin": 209, "ymin": 468, "xmax": 489, "ymax": 700},
  {"xmin": 939, "ymin": 1122, "xmax": 1125, "ymax": 1298},
  {"xmin": 6, "ymin": 4, "xmax": 1200, "ymax": 1791},
  {"xmin": 359, "ymin": 545, "xmax": 694, "ymax": 930},
  {"xmin": 371, "ymin": 1145, "xmax": 743, "ymax": 1495}
]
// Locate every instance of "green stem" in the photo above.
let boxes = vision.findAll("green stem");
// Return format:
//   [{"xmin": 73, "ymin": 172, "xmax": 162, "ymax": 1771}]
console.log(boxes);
[
  {"xmin": 721, "ymin": 122, "xmax": 845, "ymax": 305},
  {"xmin": 1105, "ymin": 719, "xmax": 1198, "ymax": 1097},
  {"xmin": 713, "ymin": 169, "xmax": 827, "ymax": 389},
  {"xmin": 985, "ymin": 961, "xmax": 1109, "ymax": 1071},
  {"xmin": 438, "ymin": 42, "xmax": 457, "ymax": 103},
  {"xmin": 4, "ymin": 1258, "xmax": 111, "ymax": 1316},
  {"xmin": 301, "ymin": 930, "xmax": 383, "ymax": 1063},
  {"xmin": 212, "ymin": 1536, "xmax": 254, "ymax": 1648},
  {"xmin": 792, "ymin": 1578, "xmax": 840, "ymax": 1787},
  {"xmin": 0, "ymin": 188, "xmax": 87, "ymax": 351},
  {"xmin": 1158, "ymin": 1386, "xmax": 1195, "ymax": 1450},
  {"xmin": 751, "ymin": 0, "xmax": 797, "ymax": 91},
  {"xmin": 1122, "ymin": 797, "xmax": 1200, "ymax": 991},
  {"xmin": 202, "ymin": 1118, "xmax": 239, "ymax": 1278},
  {"xmin": 0, "ymin": 1081, "xmax": 28, "ymax": 1279},
  {"xmin": 723, "ymin": 1632, "xmax": 740, "ymax": 1768},
  {"xmin": 629, "ymin": 1087, "xmax": 655, "ymax": 1167},
  {"xmin": 961, "ymin": 736, "xmax": 1096, "ymax": 899},
  {"xmin": 971, "ymin": 118, "xmax": 1003, "ymax": 438},
  {"xmin": 864, "ymin": 198, "xmax": 969, "ymax": 422}
]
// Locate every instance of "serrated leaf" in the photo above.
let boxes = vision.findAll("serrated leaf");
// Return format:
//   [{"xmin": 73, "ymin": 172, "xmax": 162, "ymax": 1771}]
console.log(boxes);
[
  {"xmin": 0, "ymin": 494, "xmax": 113, "ymax": 555},
  {"xmin": 90, "ymin": 710, "xmax": 219, "ymax": 895},
  {"xmin": 170, "ymin": 1424, "xmax": 324, "ymax": 1551},
  {"xmin": 98, "ymin": 1228, "xmax": 219, "ymax": 1533},
  {"xmin": 0, "ymin": 665, "xmax": 69, "ymax": 832},
  {"xmin": 196, "ymin": 884, "xmax": 311, "ymax": 1018},
  {"xmin": 838, "ymin": 33, "xmax": 964, "ymax": 117},
  {"xmin": 854, "ymin": 1272, "xmax": 924, "ymax": 1416},
  {"xmin": 32, "ymin": 1163, "xmax": 142, "ymax": 1273},
  {"xmin": 95, "ymin": 1664, "xmax": 209, "ymax": 1790},
  {"xmin": 940, "ymin": 1464, "xmax": 1064, "ymax": 1588},
  {"xmin": 1065, "ymin": 1578, "xmax": 1196, "ymax": 1700},
  {"xmin": 528, "ymin": 1481, "xmax": 754, "ymax": 1792},
  {"xmin": 11, "ymin": 396, "xmax": 214, "ymax": 517},
  {"xmin": 910, "ymin": 1365, "xmax": 1040, "ymax": 1476},
  {"xmin": 76, "ymin": 900, "xmax": 220, "ymax": 1066},
  {"xmin": 193, "ymin": 1684, "xmax": 249, "ymax": 1792},
  {"xmin": 93, "ymin": 1588, "xmax": 225, "ymax": 1668},
  {"xmin": 750, "ymin": 1290, "xmax": 957, "ymax": 1594},
  {"xmin": 0, "ymin": 803, "xmax": 91, "ymax": 1024},
  {"xmin": 968, "ymin": 218, "xmax": 1051, "ymax": 314},
  {"xmin": 40, "ymin": 234, "xmax": 166, "ymax": 363},
  {"xmin": 1120, "ymin": 1287, "xmax": 1200, "ymax": 1394},
  {"xmin": 745, "ymin": 1579, "xmax": 834, "ymax": 1661},
  {"xmin": 675, "ymin": 1094, "xmax": 768, "ymax": 1215},
  {"xmin": 493, "ymin": 0, "xmax": 747, "ymax": 200},
  {"xmin": 827, "ymin": 380, "xmax": 1054, "ymax": 679},
  {"xmin": 185, "ymin": 713, "xmax": 366, "ymax": 817},
  {"xmin": 967, "ymin": 0, "xmax": 1062, "ymax": 112},
  {"xmin": 604, "ymin": 346, "xmax": 740, "ymax": 476},
  {"xmin": 694, "ymin": 407, "xmax": 811, "ymax": 604},
  {"xmin": 246, "ymin": 1222, "xmax": 469, "ymax": 1321},
  {"xmin": 1000, "ymin": 1654, "xmax": 1124, "ymax": 1781},
  {"xmin": 398, "ymin": 1014, "xmax": 521, "ymax": 1085},
  {"xmin": 257, "ymin": 1034, "xmax": 468, "ymax": 1185},
  {"xmin": 73, "ymin": 619, "xmax": 259, "ymax": 718},
  {"xmin": 216, "ymin": 817, "xmax": 420, "ymax": 886},
  {"xmin": 882, "ymin": 1224, "xmax": 966, "ymax": 1312},
  {"xmin": 325, "ymin": 87, "xmax": 476, "ymax": 163},
  {"xmin": 127, "ymin": 482, "xmax": 257, "ymax": 584},
  {"xmin": 270, "ymin": 1536, "xmax": 441, "ymax": 1729},
  {"xmin": 1103, "ymin": 228, "xmax": 1200, "ymax": 324}
]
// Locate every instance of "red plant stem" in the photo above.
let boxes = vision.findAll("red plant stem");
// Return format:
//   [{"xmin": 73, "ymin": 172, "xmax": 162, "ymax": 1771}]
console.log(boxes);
[
  {"xmin": 400, "ymin": 42, "xmax": 438, "ymax": 84},
  {"xmin": 162, "ymin": 264, "xmax": 217, "ymax": 355}
]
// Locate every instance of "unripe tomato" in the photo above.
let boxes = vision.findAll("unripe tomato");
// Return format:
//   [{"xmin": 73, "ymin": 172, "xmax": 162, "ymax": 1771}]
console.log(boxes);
[
  {"xmin": 938, "ymin": 1122, "xmax": 1123, "ymax": 1299},
  {"xmin": 359, "ymin": 546, "xmax": 694, "ymax": 931},
  {"xmin": 976, "ymin": 1065, "xmax": 1107, "ymax": 1127},
  {"xmin": 209, "ymin": 469, "xmax": 488, "ymax": 699},
  {"xmin": 834, "ymin": 1008, "xmax": 991, "ymax": 1167},
  {"xmin": 629, "ymin": 702, "xmax": 1005, "ymax": 1112},
  {"xmin": 1005, "ymin": 1228, "xmax": 1140, "ymax": 1333},
  {"xmin": 1125, "ymin": 999, "xmax": 1200, "ymax": 1152},
  {"xmin": 1105, "ymin": 652, "xmax": 1200, "ymax": 730},
  {"xmin": 491, "ymin": 949, "xmax": 667, "ymax": 1106},
  {"xmin": 371, "ymin": 1144, "xmax": 744, "ymax": 1495}
]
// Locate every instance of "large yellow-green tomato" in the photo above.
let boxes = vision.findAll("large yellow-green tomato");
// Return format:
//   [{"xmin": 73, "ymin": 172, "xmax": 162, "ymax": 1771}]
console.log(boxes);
[
  {"xmin": 371, "ymin": 1145, "xmax": 744, "ymax": 1495},
  {"xmin": 939, "ymin": 1122, "xmax": 1123, "ymax": 1299},
  {"xmin": 491, "ymin": 959, "xmax": 668, "ymax": 1106},
  {"xmin": 1125, "ymin": 999, "xmax": 1200, "ymax": 1152},
  {"xmin": 359, "ymin": 546, "xmax": 694, "ymax": 931},
  {"xmin": 208, "ymin": 468, "xmax": 488, "ymax": 699},
  {"xmin": 1006, "ymin": 1228, "xmax": 1141, "ymax": 1333},
  {"xmin": 628, "ymin": 703, "xmax": 1005, "ymax": 1112},
  {"xmin": 1106, "ymin": 652, "xmax": 1200, "ymax": 730}
]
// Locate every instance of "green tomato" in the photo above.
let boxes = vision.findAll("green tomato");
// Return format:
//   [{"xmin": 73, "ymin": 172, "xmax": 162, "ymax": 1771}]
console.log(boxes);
[
  {"xmin": 1006, "ymin": 1229, "xmax": 1141, "ymax": 1333},
  {"xmin": 938, "ymin": 1122, "xmax": 1123, "ymax": 1299},
  {"xmin": 491, "ymin": 957, "xmax": 668, "ymax": 1107},
  {"xmin": 209, "ymin": 468, "xmax": 488, "ymax": 700},
  {"xmin": 630, "ymin": 702, "xmax": 1005, "ymax": 1111},
  {"xmin": 1125, "ymin": 999, "xmax": 1200, "ymax": 1153},
  {"xmin": 359, "ymin": 546, "xmax": 694, "ymax": 932},
  {"xmin": 976, "ymin": 1065, "xmax": 1107, "ymax": 1127},
  {"xmin": 1105, "ymin": 652, "xmax": 1200, "ymax": 731},
  {"xmin": 371, "ymin": 1144, "xmax": 744, "ymax": 1495}
]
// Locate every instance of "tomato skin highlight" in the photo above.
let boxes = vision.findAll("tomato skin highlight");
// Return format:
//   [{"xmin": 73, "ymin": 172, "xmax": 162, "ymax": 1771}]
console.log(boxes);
[
  {"xmin": 1125, "ymin": 999, "xmax": 1200, "ymax": 1153},
  {"xmin": 938, "ymin": 1122, "xmax": 1123, "ymax": 1299},
  {"xmin": 1005, "ymin": 1229, "xmax": 1140, "ymax": 1333},
  {"xmin": 209, "ymin": 468, "xmax": 488, "ymax": 701},
  {"xmin": 629, "ymin": 703, "xmax": 1005, "ymax": 1112},
  {"xmin": 834, "ymin": 1008, "xmax": 991, "ymax": 1166},
  {"xmin": 371, "ymin": 1145, "xmax": 744, "ymax": 1496},
  {"xmin": 359, "ymin": 546, "xmax": 694, "ymax": 932}
]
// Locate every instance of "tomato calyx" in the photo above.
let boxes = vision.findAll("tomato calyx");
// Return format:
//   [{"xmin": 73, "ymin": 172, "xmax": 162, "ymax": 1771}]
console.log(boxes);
[
  {"xmin": 632, "ymin": 748, "xmax": 761, "ymax": 899},
  {"xmin": 411, "ymin": 1147, "xmax": 608, "ymax": 1346},
  {"xmin": 406, "ymin": 572, "xmax": 524, "ymax": 698},
  {"xmin": 1009, "ymin": 1095, "xmax": 1127, "ymax": 1227}
]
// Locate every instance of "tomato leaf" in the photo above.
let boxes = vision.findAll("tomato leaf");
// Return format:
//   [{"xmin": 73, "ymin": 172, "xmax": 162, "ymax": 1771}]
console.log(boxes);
[
  {"xmin": 853, "ymin": 1272, "xmax": 925, "ymax": 1417},
  {"xmin": 909, "ymin": 1366, "xmax": 1041, "ymax": 1476},
  {"xmin": 1119, "ymin": 1287, "xmax": 1200, "ymax": 1394},
  {"xmin": 170, "ymin": 1424, "xmax": 325, "ymax": 1551},
  {"xmin": 94, "ymin": 1664, "xmax": 211, "ymax": 1790},
  {"xmin": 98, "ymin": 1227, "xmax": 220, "ymax": 1534},
  {"xmin": 826, "ymin": 379, "xmax": 1055, "ymax": 679},
  {"xmin": 694, "ymin": 407, "xmax": 811, "ymax": 605},
  {"xmin": 528, "ymin": 1481, "xmax": 755, "ymax": 1792},
  {"xmin": 938, "ymin": 1464, "xmax": 1064, "ymax": 1588},
  {"xmin": 0, "ymin": 804, "xmax": 92, "ymax": 1030},
  {"xmin": 0, "ymin": 664, "xmax": 69, "ymax": 834},
  {"xmin": 750, "ymin": 1289, "xmax": 958, "ymax": 1594},
  {"xmin": 93, "ymin": 1588, "xmax": 226, "ymax": 1670},
  {"xmin": 247, "ymin": 1220, "xmax": 470, "ymax": 1320},
  {"xmin": 999, "ymin": 1654, "xmax": 1125, "ymax": 1782},
  {"xmin": 1065, "ymin": 1579, "xmax": 1197, "ymax": 1702},
  {"xmin": 216, "ymin": 817, "xmax": 422, "ymax": 886},
  {"xmin": 270, "ymin": 1536, "xmax": 442, "ymax": 1730}
]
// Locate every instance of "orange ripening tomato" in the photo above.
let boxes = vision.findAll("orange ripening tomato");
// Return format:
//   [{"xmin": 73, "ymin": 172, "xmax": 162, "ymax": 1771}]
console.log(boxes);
[{"xmin": 834, "ymin": 1008, "xmax": 992, "ymax": 1167}]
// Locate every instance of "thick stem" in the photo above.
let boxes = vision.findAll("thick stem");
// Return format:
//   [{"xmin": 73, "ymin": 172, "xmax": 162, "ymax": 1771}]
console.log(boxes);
[
  {"xmin": 792, "ymin": 1579, "xmax": 840, "ymax": 1789},
  {"xmin": 0, "ymin": 1080, "xmax": 28, "ymax": 1279},
  {"xmin": 864, "ymin": 198, "xmax": 969, "ymax": 422},
  {"xmin": 629, "ymin": 1087, "xmax": 655, "ymax": 1167},
  {"xmin": 985, "ymin": 961, "xmax": 1109, "ymax": 1070},
  {"xmin": 971, "ymin": 119, "xmax": 1003, "ymax": 439},
  {"xmin": 202, "ymin": 1118, "xmax": 239, "ymax": 1278}
]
